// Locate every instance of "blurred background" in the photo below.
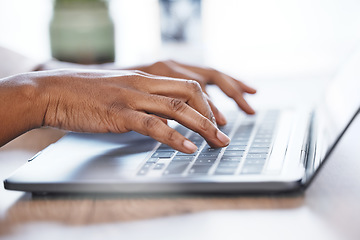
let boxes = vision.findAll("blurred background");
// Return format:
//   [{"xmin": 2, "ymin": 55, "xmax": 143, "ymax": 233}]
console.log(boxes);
[{"xmin": 0, "ymin": 0, "xmax": 360, "ymax": 81}]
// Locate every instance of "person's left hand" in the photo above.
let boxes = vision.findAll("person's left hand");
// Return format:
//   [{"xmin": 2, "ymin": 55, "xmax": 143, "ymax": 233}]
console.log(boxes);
[{"xmin": 134, "ymin": 60, "xmax": 257, "ymax": 126}]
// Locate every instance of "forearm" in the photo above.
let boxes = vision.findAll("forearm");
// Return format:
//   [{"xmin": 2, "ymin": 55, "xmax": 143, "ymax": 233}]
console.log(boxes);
[{"xmin": 0, "ymin": 73, "xmax": 45, "ymax": 146}]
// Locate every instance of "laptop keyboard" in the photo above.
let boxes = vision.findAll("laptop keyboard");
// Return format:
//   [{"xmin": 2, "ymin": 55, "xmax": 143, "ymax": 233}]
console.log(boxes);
[{"xmin": 137, "ymin": 110, "xmax": 279, "ymax": 177}]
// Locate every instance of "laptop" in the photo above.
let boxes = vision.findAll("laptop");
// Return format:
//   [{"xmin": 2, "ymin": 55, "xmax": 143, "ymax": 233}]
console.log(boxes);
[{"xmin": 4, "ymin": 47, "xmax": 360, "ymax": 194}]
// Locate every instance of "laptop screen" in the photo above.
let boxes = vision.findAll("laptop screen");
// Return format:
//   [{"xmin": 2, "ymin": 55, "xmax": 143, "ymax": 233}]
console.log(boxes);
[{"xmin": 316, "ymin": 45, "xmax": 360, "ymax": 165}]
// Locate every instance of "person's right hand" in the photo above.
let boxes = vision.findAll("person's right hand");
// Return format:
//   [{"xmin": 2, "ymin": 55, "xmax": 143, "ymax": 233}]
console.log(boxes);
[{"xmin": 15, "ymin": 69, "xmax": 230, "ymax": 153}]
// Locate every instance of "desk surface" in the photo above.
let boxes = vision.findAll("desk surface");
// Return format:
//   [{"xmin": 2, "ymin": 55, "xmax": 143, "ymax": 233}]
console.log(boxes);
[{"xmin": 1, "ymin": 78, "xmax": 360, "ymax": 240}]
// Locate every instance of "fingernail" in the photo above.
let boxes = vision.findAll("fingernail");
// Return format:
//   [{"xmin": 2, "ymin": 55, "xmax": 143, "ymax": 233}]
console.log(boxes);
[
  {"xmin": 217, "ymin": 130, "xmax": 230, "ymax": 145},
  {"xmin": 183, "ymin": 140, "xmax": 198, "ymax": 153}
]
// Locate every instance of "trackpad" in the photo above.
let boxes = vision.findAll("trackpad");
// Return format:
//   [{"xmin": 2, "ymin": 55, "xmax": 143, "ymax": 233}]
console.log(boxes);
[{"xmin": 12, "ymin": 132, "xmax": 157, "ymax": 182}]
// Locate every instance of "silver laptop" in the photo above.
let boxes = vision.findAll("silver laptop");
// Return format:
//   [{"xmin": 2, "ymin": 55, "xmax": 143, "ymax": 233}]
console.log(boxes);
[{"xmin": 4, "ymin": 47, "xmax": 360, "ymax": 194}]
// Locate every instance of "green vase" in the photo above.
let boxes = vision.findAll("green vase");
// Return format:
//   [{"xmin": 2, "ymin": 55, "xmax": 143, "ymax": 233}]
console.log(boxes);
[{"xmin": 50, "ymin": 0, "xmax": 115, "ymax": 64}]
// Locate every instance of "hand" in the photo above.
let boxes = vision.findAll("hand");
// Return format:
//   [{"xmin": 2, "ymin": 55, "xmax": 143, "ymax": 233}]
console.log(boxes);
[
  {"xmin": 38, "ymin": 59, "xmax": 257, "ymax": 126},
  {"xmin": 3, "ymin": 69, "xmax": 231, "ymax": 152},
  {"xmin": 135, "ymin": 60, "xmax": 257, "ymax": 125}
]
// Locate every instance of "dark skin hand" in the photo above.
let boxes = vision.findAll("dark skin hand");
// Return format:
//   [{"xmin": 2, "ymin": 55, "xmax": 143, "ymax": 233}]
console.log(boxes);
[
  {"xmin": 0, "ymin": 61, "xmax": 256, "ymax": 153},
  {"xmin": 40, "ymin": 59, "xmax": 257, "ymax": 125},
  {"xmin": 134, "ymin": 60, "xmax": 257, "ymax": 124}
]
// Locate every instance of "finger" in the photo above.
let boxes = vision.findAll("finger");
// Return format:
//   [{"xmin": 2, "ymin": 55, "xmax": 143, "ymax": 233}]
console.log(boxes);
[
  {"xmin": 137, "ymin": 77, "xmax": 215, "ymax": 123},
  {"xmin": 153, "ymin": 63, "xmax": 257, "ymax": 114},
  {"xmin": 152, "ymin": 60, "xmax": 206, "ymax": 83},
  {"xmin": 163, "ymin": 61, "xmax": 208, "ymax": 91},
  {"xmin": 172, "ymin": 62, "xmax": 257, "ymax": 94},
  {"xmin": 171, "ymin": 60, "xmax": 211, "ymax": 78},
  {"xmin": 205, "ymin": 94, "xmax": 227, "ymax": 126},
  {"xmin": 125, "ymin": 110, "xmax": 198, "ymax": 153},
  {"xmin": 235, "ymin": 78, "xmax": 257, "ymax": 94},
  {"xmin": 133, "ymin": 94, "xmax": 230, "ymax": 148},
  {"xmin": 233, "ymin": 93, "xmax": 255, "ymax": 114},
  {"xmin": 153, "ymin": 115, "xmax": 168, "ymax": 125},
  {"xmin": 210, "ymin": 72, "xmax": 255, "ymax": 114}
]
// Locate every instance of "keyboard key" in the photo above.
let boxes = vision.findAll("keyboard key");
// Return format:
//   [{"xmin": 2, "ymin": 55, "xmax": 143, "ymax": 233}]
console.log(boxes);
[
  {"xmin": 198, "ymin": 153, "xmax": 219, "ymax": 159},
  {"xmin": 236, "ymin": 125, "xmax": 253, "ymax": 131},
  {"xmin": 253, "ymin": 139, "xmax": 272, "ymax": 143},
  {"xmin": 189, "ymin": 134, "xmax": 203, "ymax": 142},
  {"xmin": 173, "ymin": 156, "xmax": 194, "ymax": 161},
  {"xmin": 194, "ymin": 158, "xmax": 216, "ymax": 165},
  {"xmin": 146, "ymin": 158, "xmax": 158, "ymax": 163},
  {"xmin": 201, "ymin": 146, "xmax": 223, "ymax": 154},
  {"xmin": 142, "ymin": 163, "xmax": 153, "ymax": 169},
  {"xmin": 241, "ymin": 165, "xmax": 264, "ymax": 174},
  {"xmin": 157, "ymin": 144, "xmax": 173, "ymax": 151},
  {"xmin": 256, "ymin": 130, "xmax": 273, "ymax": 135},
  {"xmin": 254, "ymin": 134, "xmax": 272, "ymax": 139},
  {"xmin": 232, "ymin": 136, "xmax": 250, "ymax": 141},
  {"xmin": 137, "ymin": 168, "xmax": 149, "ymax": 176},
  {"xmin": 244, "ymin": 158, "xmax": 266, "ymax": 165},
  {"xmin": 137, "ymin": 163, "xmax": 153, "ymax": 176},
  {"xmin": 246, "ymin": 154, "xmax": 267, "ymax": 158},
  {"xmin": 226, "ymin": 146, "xmax": 247, "ymax": 151},
  {"xmin": 219, "ymin": 127, "xmax": 233, "ymax": 135},
  {"xmin": 188, "ymin": 134, "xmax": 204, "ymax": 147},
  {"xmin": 164, "ymin": 162, "xmax": 189, "ymax": 175},
  {"xmin": 192, "ymin": 141, "xmax": 204, "ymax": 147},
  {"xmin": 251, "ymin": 143, "xmax": 272, "ymax": 148},
  {"xmin": 151, "ymin": 151, "xmax": 175, "ymax": 158},
  {"xmin": 153, "ymin": 163, "xmax": 165, "ymax": 170},
  {"xmin": 223, "ymin": 151, "xmax": 244, "ymax": 157},
  {"xmin": 214, "ymin": 167, "xmax": 236, "ymax": 175},
  {"xmin": 218, "ymin": 161, "xmax": 239, "ymax": 167},
  {"xmin": 220, "ymin": 157, "xmax": 242, "ymax": 162},
  {"xmin": 176, "ymin": 151, "xmax": 198, "ymax": 156},
  {"xmin": 229, "ymin": 140, "xmax": 249, "ymax": 146},
  {"xmin": 175, "ymin": 124, "xmax": 190, "ymax": 135},
  {"xmin": 189, "ymin": 165, "xmax": 212, "ymax": 174},
  {"xmin": 248, "ymin": 148, "xmax": 269, "ymax": 153}
]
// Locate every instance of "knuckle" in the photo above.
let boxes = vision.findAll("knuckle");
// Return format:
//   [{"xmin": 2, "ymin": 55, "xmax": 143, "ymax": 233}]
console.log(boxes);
[
  {"xmin": 226, "ymin": 87, "xmax": 238, "ymax": 98},
  {"xmin": 153, "ymin": 61, "xmax": 166, "ymax": 68},
  {"xmin": 211, "ymin": 68, "xmax": 219, "ymax": 75},
  {"xmin": 106, "ymin": 102, "xmax": 128, "ymax": 132},
  {"xmin": 107, "ymin": 102, "xmax": 124, "ymax": 117},
  {"xmin": 143, "ymin": 116, "xmax": 161, "ymax": 130},
  {"xmin": 151, "ymin": 61, "xmax": 172, "ymax": 75},
  {"xmin": 209, "ymin": 68, "xmax": 221, "ymax": 77},
  {"xmin": 166, "ymin": 129, "xmax": 178, "ymax": 142},
  {"xmin": 198, "ymin": 117, "xmax": 211, "ymax": 132},
  {"xmin": 186, "ymin": 80, "xmax": 202, "ymax": 94},
  {"xmin": 169, "ymin": 98, "xmax": 187, "ymax": 113}
]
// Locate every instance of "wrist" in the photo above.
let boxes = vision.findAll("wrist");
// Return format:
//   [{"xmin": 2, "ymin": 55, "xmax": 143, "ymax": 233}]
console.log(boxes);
[
  {"xmin": 0, "ymin": 72, "xmax": 47, "ymax": 146},
  {"xmin": 8, "ymin": 72, "xmax": 47, "ymax": 129}
]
